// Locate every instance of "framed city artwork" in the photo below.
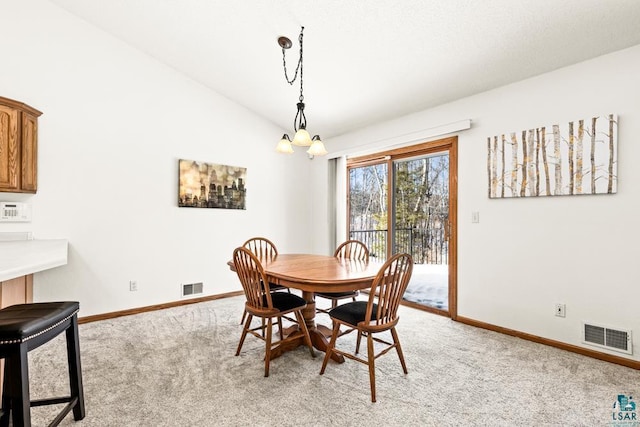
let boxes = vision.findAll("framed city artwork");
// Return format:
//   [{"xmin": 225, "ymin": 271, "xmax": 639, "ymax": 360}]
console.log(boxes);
[{"xmin": 178, "ymin": 159, "xmax": 247, "ymax": 209}]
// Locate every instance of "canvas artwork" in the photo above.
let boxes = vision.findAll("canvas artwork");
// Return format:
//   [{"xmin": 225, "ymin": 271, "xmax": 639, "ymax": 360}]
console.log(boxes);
[
  {"xmin": 487, "ymin": 114, "xmax": 617, "ymax": 198},
  {"xmin": 178, "ymin": 159, "xmax": 247, "ymax": 209}
]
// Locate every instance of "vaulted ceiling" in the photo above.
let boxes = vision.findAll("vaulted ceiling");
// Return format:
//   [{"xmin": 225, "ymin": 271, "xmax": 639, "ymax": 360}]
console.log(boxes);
[{"xmin": 48, "ymin": 0, "xmax": 640, "ymax": 138}]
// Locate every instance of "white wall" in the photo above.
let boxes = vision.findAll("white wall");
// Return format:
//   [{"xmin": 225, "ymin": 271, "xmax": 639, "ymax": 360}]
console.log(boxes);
[
  {"xmin": 0, "ymin": 0, "xmax": 313, "ymax": 316},
  {"xmin": 312, "ymin": 44, "xmax": 640, "ymax": 361}
]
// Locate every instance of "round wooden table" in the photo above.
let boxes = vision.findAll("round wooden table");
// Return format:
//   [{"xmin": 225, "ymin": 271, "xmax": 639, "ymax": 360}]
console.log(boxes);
[{"xmin": 230, "ymin": 253, "xmax": 381, "ymax": 362}]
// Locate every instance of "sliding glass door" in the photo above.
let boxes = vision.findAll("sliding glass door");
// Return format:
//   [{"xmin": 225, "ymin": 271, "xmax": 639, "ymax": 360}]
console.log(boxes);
[
  {"xmin": 348, "ymin": 162, "xmax": 388, "ymax": 260},
  {"xmin": 346, "ymin": 137, "xmax": 457, "ymax": 317},
  {"xmin": 393, "ymin": 153, "xmax": 449, "ymax": 310}
]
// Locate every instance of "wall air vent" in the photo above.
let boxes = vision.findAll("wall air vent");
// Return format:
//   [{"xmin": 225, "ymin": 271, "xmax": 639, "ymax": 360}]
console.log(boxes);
[
  {"xmin": 181, "ymin": 282, "xmax": 203, "ymax": 297},
  {"xmin": 582, "ymin": 322, "xmax": 632, "ymax": 355}
]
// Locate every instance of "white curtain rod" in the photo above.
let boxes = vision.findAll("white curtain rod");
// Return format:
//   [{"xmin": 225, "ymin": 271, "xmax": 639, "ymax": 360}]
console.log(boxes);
[{"xmin": 326, "ymin": 119, "xmax": 472, "ymax": 160}]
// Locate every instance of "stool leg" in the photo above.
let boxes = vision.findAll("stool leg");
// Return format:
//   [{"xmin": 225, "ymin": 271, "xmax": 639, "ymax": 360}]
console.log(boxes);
[
  {"xmin": 6, "ymin": 345, "xmax": 31, "ymax": 427},
  {"xmin": 1, "ymin": 358, "xmax": 11, "ymax": 427},
  {"xmin": 66, "ymin": 315, "xmax": 85, "ymax": 421}
]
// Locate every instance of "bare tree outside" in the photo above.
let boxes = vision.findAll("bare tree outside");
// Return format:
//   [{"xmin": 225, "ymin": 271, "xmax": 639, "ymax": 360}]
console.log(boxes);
[
  {"xmin": 348, "ymin": 151, "xmax": 451, "ymax": 310},
  {"xmin": 393, "ymin": 155, "xmax": 449, "ymax": 265},
  {"xmin": 348, "ymin": 164, "xmax": 388, "ymax": 259},
  {"xmin": 348, "ymin": 155, "xmax": 450, "ymax": 265}
]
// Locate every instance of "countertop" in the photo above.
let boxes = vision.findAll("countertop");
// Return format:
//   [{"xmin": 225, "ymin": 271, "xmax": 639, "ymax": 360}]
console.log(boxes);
[{"xmin": 0, "ymin": 239, "xmax": 68, "ymax": 282}]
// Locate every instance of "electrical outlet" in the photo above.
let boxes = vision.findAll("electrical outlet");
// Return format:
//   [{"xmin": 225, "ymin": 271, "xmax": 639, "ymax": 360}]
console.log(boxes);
[
  {"xmin": 555, "ymin": 303, "xmax": 566, "ymax": 317},
  {"xmin": 129, "ymin": 280, "xmax": 138, "ymax": 292}
]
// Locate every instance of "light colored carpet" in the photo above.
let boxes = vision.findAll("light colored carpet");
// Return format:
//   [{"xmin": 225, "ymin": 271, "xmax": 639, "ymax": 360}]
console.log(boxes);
[{"xmin": 26, "ymin": 295, "xmax": 639, "ymax": 426}]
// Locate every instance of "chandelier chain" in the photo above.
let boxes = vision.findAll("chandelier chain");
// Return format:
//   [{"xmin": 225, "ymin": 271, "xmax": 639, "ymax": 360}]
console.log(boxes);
[{"xmin": 281, "ymin": 27, "xmax": 305, "ymax": 102}]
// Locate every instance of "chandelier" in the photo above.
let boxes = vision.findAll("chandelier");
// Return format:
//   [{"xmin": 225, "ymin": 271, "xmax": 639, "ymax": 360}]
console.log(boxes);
[{"xmin": 275, "ymin": 27, "xmax": 327, "ymax": 156}]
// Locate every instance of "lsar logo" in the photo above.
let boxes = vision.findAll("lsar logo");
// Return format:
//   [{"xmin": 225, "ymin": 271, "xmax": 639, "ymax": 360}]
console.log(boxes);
[{"xmin": 611, "ymin": 394, "xmax": 638, "ymax": 426}]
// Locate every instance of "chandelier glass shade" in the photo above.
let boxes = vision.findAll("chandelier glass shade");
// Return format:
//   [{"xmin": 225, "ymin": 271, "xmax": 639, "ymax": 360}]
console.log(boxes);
[
  {"xmin": 276, "ymin": 134, "xmax": 294, "ymax": 153},
  {"xmin": 292, "ymin": 127, "xmax": 311, "ymax": 147},
  {"xmin": 307, "ymin": 135, "xmax": 328, "ymax": 156}
]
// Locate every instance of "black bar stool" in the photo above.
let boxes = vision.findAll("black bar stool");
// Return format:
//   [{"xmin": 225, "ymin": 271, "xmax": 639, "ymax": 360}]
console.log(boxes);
[{"xmin": 0, "ymin": 302, "xmax": 85, "ymax": 427}]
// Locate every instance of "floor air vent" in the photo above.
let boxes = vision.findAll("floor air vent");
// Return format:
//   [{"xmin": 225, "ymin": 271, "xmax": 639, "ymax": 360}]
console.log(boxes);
[
  {"xmin": 583, "ymin": 322, "xmax": 632, "ymax": 354},
  {"xmin": 182, "ymin": 282, "xmax": 203, "ymax": 297}
]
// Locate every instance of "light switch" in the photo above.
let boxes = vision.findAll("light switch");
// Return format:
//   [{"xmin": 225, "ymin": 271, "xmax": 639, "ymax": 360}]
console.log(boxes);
[{"xmin": 471, "ymin": 211, "xmax": 480, "ymax": 223}]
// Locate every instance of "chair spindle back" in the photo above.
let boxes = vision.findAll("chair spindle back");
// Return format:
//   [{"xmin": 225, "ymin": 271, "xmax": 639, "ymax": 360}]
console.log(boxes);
[
  {"xmin": 233, "ymin": 247, "xmax": 274, "ymax": 310},
  {"xmin": 243, "ymin": 237, "xmax": 278, "ymax": 261},
  {"xmin": 334, "ymin": 239, "xmax": 369, "ymax": 262},
  {"xmin": 365, "ymin": 253, "xmax": 413, "ymax": 327}
]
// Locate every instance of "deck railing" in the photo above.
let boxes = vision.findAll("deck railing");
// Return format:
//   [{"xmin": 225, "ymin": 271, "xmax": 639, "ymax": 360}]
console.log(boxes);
[{"xmin": 349, "ymin": 227, "xmax": 448, "ymax": 264}]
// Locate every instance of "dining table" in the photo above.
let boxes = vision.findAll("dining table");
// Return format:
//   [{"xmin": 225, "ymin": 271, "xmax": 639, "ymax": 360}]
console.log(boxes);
[{"xmin": 228, "ymin": 253, "xmax": 382, "ymax": 363}]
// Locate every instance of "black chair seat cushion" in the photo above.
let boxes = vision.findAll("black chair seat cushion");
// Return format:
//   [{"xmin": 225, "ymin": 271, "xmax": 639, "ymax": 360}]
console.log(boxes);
[
  {"xmin": 264, "ymin": 292, "xmax": 307, "ymax": 312},
  {"xmin": 0, "ymin": 302, "xmax": 79, "ymax": 343},
  {"xmin": 315, "ymin": 290, "xmax": 357, "ymax": 299},
  {"xmin": 329, "ymin": 301, "xmax": 378, "ymax": 326}
]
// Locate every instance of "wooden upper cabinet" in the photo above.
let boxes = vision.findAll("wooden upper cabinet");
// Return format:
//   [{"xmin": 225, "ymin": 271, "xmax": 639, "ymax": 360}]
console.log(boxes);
[
  {"xmin": 0, "ymin": 96, "xmax": 42, "ymax": 193},
  {"xmin": 21, "ymin": 112, "xmax": 38, "ymax": 192},
  {"xmin": 0, "ymin": 105, "xmax": 19, "ymax": 191}
]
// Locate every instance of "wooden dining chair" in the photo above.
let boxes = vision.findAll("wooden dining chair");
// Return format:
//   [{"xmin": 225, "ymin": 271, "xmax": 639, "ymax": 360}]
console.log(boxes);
[
  {"xmin": 319, "ymin": 253, "xmax": 413, "ymax": 402},
  {"xmin": 233, "ymin": 247, "xmax": 315, "ymax": 377},
  {"xmin": 243, "ymin": 237, "xmax": 279, "ymax": 261},
  {"xmin": 240, "ymin": 237, "xmax": 290, "ymax": 325},
  {"xmin": 315, "ymin": 240, "xmax": 370, "ymax": 314}
]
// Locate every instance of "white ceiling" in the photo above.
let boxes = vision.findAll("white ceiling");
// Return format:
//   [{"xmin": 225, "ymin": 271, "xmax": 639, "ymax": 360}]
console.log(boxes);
[{"xmin": 48, "ymin": 0, "xmax": 640, "ymax": 139}]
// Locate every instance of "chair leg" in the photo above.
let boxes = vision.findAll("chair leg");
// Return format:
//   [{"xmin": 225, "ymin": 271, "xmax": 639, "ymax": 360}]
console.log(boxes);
[
  {"xmin": 355, "ymin": 331, "xmax": 363, "ymax": 354},
  {"xmin": 240, "ymin": 309, "xmax": 247, "ymax": 325},
  {"xmin": 235, "ymin": 314, "xmax": 253, "ymax": 356},
  {"xmin": 295, "ymin": 310, "xmax": 316, "ymax": 358},
  {"xmin": 66, "ymin": 315, "xmax": 86, "ymax": 420},
  {"xmin": 320, "ymin": 322, "xmax": 340, "ymax": 375},
  {"xmin": 264, "ymin": 318, "xmax": 273, "ymax": 377},
  {"xmin": 367, "ymin": 332, "xmax": 376, "ymax": 403},
  {"xmin": 391, "ymin": 327, "xmax": 408, "ymax": 374},
  {"xmin": 277, "ymin": 317, "xmax": 284, "ymax": 341},
  {"xmin": 331, "ymin": 300, "xmax": 338, "ymax": 309}
]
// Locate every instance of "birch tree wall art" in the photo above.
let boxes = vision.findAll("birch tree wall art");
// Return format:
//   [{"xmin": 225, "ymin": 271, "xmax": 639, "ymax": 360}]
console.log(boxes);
[{"xmin": 487, "ymin": 114, "xmax": 617, "ymax": 198}]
